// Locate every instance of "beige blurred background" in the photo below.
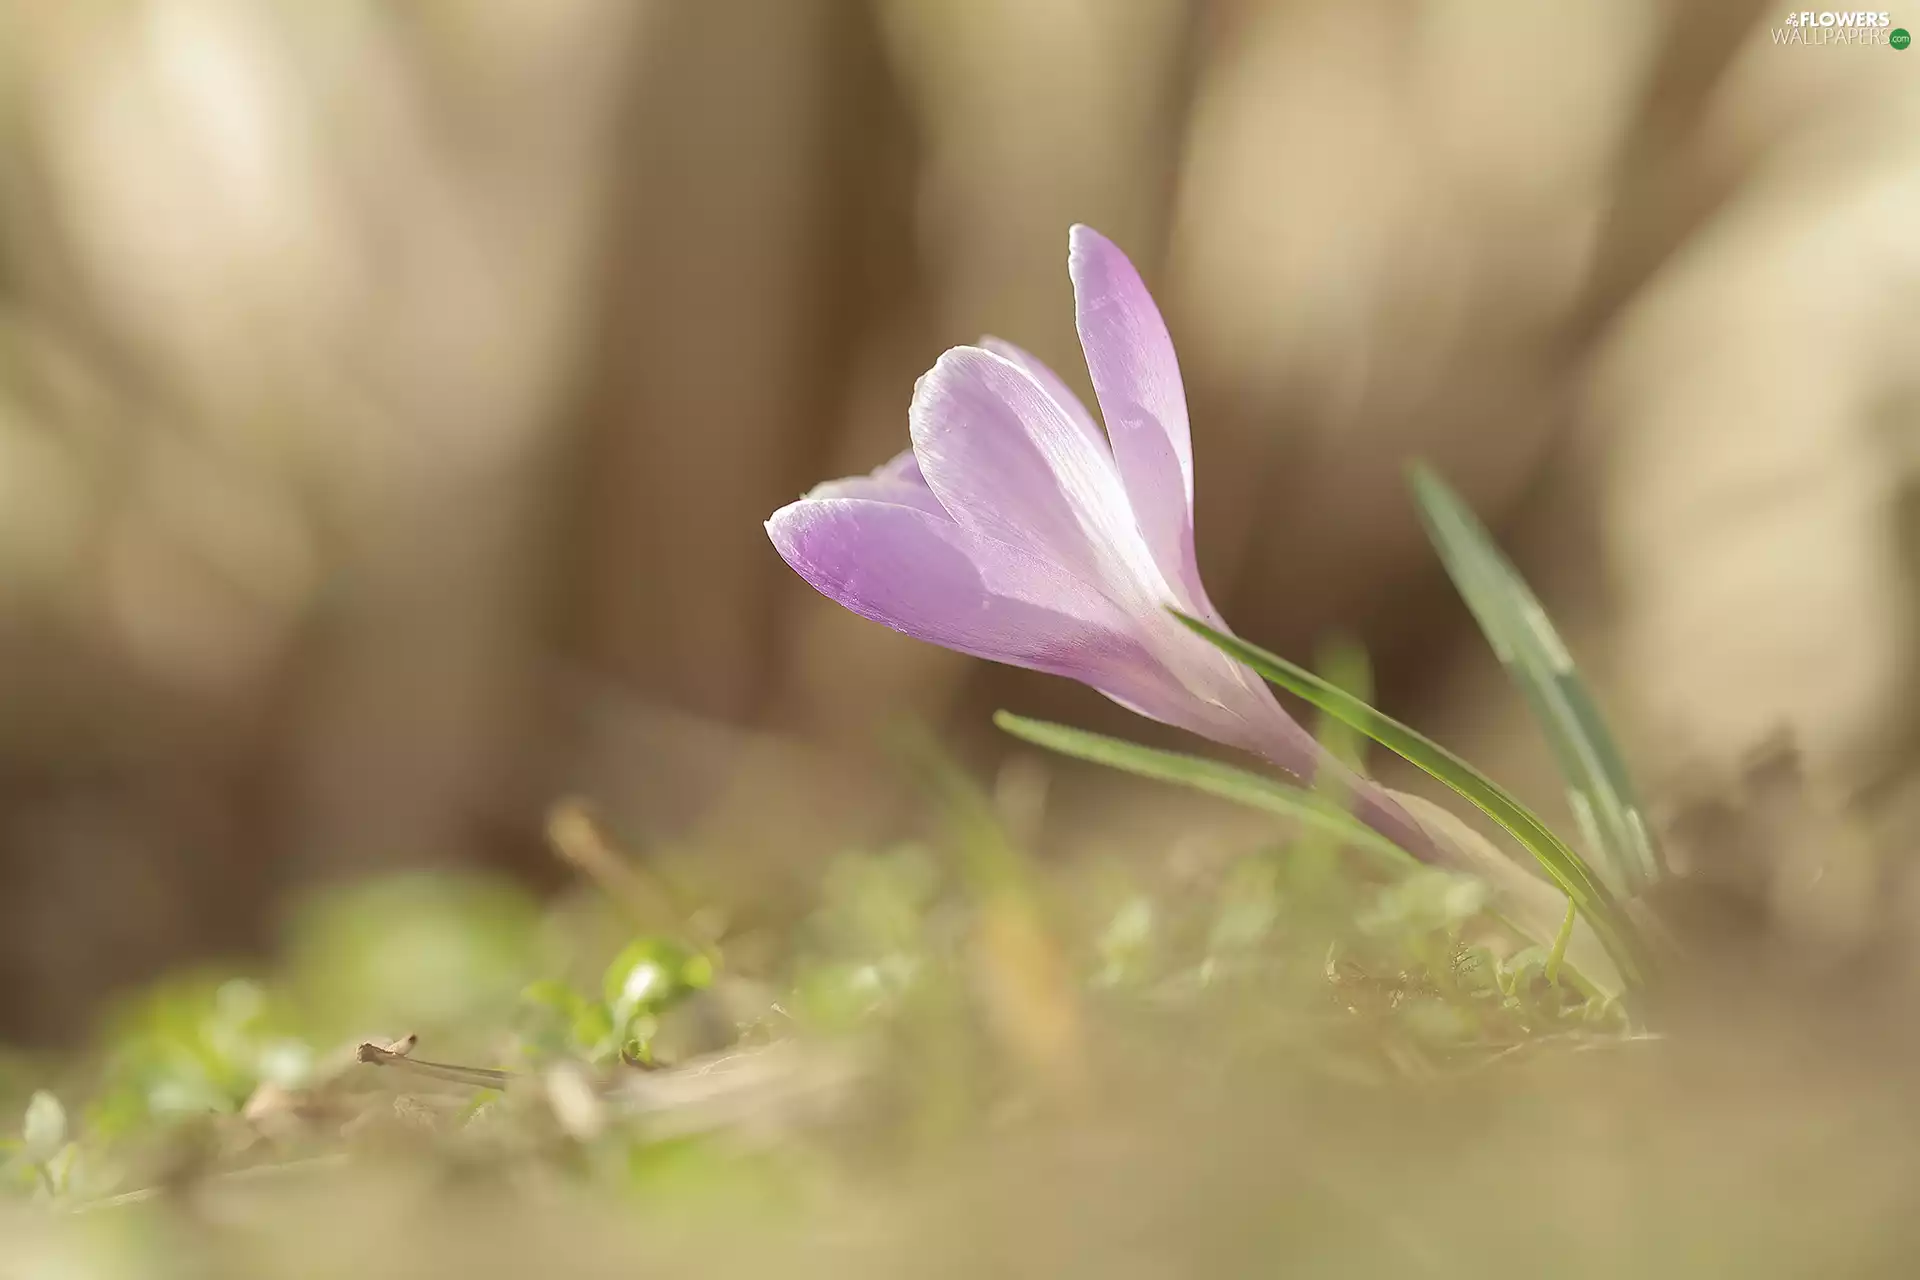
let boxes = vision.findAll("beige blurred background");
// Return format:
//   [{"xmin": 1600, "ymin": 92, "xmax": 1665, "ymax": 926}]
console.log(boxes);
[{"xmin": 1, "ymin": 0, "xmax": 1917, "ymax": 1039}]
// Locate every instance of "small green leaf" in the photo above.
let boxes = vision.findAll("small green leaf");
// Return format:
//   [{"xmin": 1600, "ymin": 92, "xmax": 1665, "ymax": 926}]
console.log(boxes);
[
  {"xmin": 1408, "ymin": 462, "xmax": 1662, "ymax": 893},
  {"xmin": 607, "ymin": 955, "xmax": 668, "ymax": 1010},
  {"xmin": 601, "ymin": 938, "xmax": 708, "ymax": 1032},
  {"xmin": 604, "ymin": 942, "xmax": 671, "ymax": 1018},
  {"xmin": 1170, "ymin": 612, "xmax": 1650, "ymax": 990},
  {"xmin": 992, "ymin": 712, "xmax": 1420, "ymax": 877}
]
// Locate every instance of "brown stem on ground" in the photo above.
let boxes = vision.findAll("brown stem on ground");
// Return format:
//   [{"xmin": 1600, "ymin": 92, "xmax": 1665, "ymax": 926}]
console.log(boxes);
[{"xmin": 354, "ymin": 1036, "xmax": 514, "ymax": 1090}]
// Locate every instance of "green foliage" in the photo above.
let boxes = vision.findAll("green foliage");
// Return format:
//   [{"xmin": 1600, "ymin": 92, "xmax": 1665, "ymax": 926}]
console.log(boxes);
[
  {"xmin": 1172, "ymin": 611, "xmax": 1652, "ymax": 991},
  {"xmin": 515, "ymin": 935, "xmax": 712, "ymax": 1067},
  {"xmin": 0, "ymin": 696, "xmax": 1644, "ymax": 1235},
  {"xmin": 992, "ymin": 712, "xmax": 1622, "ymax": 998},
  {"xmin": 1407, "ymin": 462, "xmax": 1663, "ymax": 894},
  {"xmin": 992, "ymin": 713, "xmax": 1417, "ymax": 877},
  {"xmin": 89, "ymin": 975, "xmax": 310, "ymax": 1139},
  {"xmin": 516, "ymin": 980, "xmax": 616, "ymax": 1062},
  {"xmin": 0, "ymin": 803, "xmax": 1635, "ymax": 1231},
  {"xmin": 1308, "ymin": 633, "xmax": 1375, "ymax": 777},
  {"xmin": 604, "ymin": 938, "xmax": 713, "ymax": 1060},
  {"xmin": 1288, "ymin": 635, "xmax": 1377, "ymax": 894}
]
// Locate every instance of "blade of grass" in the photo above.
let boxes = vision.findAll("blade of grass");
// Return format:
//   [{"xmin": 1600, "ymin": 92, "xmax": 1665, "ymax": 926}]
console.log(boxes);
[
  {"xmin": 1171, "ymin": 612, "xmax": 1649, "ymax": 989},
  {"xmin": 1384, "ymin": 788, "xmax": 1619, "ymax": 997},
  {"xmin": 992, "ymin": 712, "xmax": 1419, "ymax": 877},
  {"xmin": 1311, "ymin": 634, "xmax": 1374, "ymax": 776},
  {"xmin": 1407, "ymin": 462, "xmax": 1663, "ymax": 893},
  {"xmin": 1293, "ymin": 636, "xmax": 1374, "ymax": 899},
  {"xmin": 1546, "ymin": 899, "xmax": 1577, "ymax": 990}
]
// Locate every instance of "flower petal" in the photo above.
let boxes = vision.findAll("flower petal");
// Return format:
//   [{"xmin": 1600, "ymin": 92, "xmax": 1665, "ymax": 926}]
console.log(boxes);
[
  {"xmin": 766, "ymin": 498, "xmax": 1436, "ymax": 861},
  {"xmin": 1120, "ymin": 608, "xmax": 1321, "ymax": 767},
  {"xmin": 770, "ymin": 497, "xmax": 1322, "ymax": 776},
  {"xmin": 908, "ymin": 345, "xmax": 1165, "ymax": 609},
  {"xmin": 872, "ymin": 448, "xmax": 929, "ymax": 487},
  {"xmin": 803, "ymin": 448, "xmax": 945, "ymax": 516},
  {"xmin": 1113, "ymin": 606, "xmax": 1443, "ymax": 861},
  {"xmin": 978, "ymin": 336, "xmax": 1110, "ymax": 459},
  {"xmin": 1068, "ymin": 225, "xmax": 1211, "ymax": 613},
  {"xmin": 767, "ymin": 496, "xmax": 1131, "ymax": 672},
  {"xmin": 1096, "ymin": 664, "xmax": 1300, "ymax": 764}
]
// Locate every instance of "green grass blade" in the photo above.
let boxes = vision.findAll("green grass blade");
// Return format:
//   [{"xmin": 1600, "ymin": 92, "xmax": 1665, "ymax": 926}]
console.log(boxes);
[
  {"xmin": 992, "ymin": 712, "xmax": 1419, "ymax": 877},
  {"xmin": 1292, "ymin": 636, "xmax": 1376, "ymax": 896},
  {"xmin": 1310, "ymin": 634, "xmax": 1373, "ymax": 777},
  {"xmin": 1384, "ymin": 788, "xmax": 1620, "ymax": 998},
  {"xmin": 1171, "ymin": 612, "xmax": 1649, "ymax": 988},
  {"xmin": 1407, "ymin": 462, "xmax": 1663, "ymax": 894}
]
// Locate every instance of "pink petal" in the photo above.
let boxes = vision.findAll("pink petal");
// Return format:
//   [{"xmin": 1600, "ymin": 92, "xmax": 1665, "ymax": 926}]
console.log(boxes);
[
  {"xmin": 1100, "ymin": 669, "xmax": 1302, "ymax": 765},
  {"xmin": 803, "ymin": 448, "xmax": 946, "ymax": 517},
  {"xmin": 1068, "ymin": 225, "xmax": 1213, "ymax": 615},
  {"xmin": 908, "ymin": 346, "xmax": 1161, "ymax": 608},
  {"xmin": 766, "ymin": 497, "xmax": 1438, "ymax": 862},
  {"xmin": 978, "ymin": 336, "xmax": 1111, "ymax": 459},
  {"xmin": 872, "ymin": 448, "xmax": 930, "ymax": 487},
  {"xmin": 767, "ymin": 496, "xmax": 1130, "ymax": 673}
]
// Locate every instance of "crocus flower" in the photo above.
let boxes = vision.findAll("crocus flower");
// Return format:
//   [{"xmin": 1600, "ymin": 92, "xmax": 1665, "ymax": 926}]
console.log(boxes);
[{"xmin": 767, "ymin": 225, "xmax": 1435, "ymax": 861}]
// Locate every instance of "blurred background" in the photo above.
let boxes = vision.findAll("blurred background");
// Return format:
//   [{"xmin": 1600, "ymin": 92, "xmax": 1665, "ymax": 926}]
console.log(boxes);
[{"xmin": 1, "ymin": 0, "xmax": 1917, "ymax": 1041}]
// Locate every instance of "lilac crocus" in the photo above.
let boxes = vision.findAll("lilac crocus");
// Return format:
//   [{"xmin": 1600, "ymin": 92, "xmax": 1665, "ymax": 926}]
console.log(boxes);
[{"xmin": 767, "ymin": 225, "xmax": 1434, "ymax": 861}]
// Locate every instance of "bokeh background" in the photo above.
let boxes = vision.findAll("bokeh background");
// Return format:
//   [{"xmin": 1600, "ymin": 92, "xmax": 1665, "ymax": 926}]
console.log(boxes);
[{"xmin": 1, "ymin": 0, "xmax": 1917, "ymax": 1040}]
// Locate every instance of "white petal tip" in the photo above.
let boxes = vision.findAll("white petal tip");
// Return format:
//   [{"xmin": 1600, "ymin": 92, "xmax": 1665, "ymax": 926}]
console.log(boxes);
[
  {"xmin": 765, "ymin": 503, "xmax": 806, "ymax": 549},
  {"xmin": 1068, "ymin": 223, "xmax": 1116, "ymax": 257}
]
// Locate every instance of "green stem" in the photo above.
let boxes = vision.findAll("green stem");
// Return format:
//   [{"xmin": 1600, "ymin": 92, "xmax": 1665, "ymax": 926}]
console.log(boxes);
[{"xmin": 1545, "ymin": 899, "xmax": 1577, "ymax": 989}]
